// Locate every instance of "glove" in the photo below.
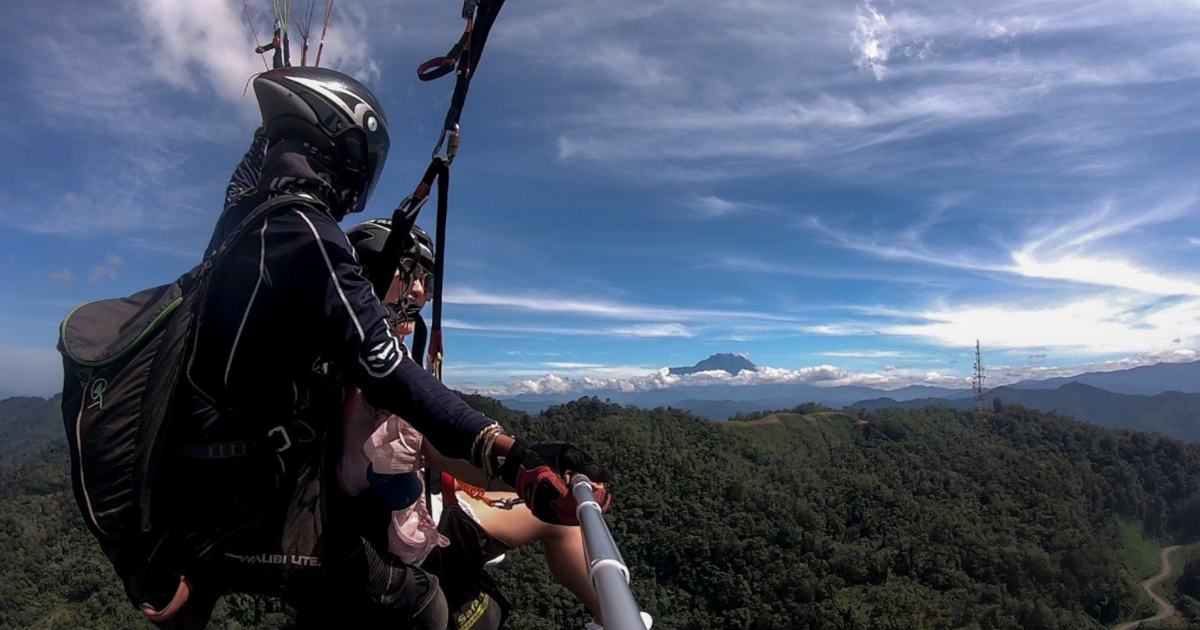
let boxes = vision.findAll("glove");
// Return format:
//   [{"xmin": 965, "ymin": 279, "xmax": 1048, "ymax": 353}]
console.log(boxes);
[{"xmin": 497, "ymin": 439, "xmax": 612, "ymax": 525}]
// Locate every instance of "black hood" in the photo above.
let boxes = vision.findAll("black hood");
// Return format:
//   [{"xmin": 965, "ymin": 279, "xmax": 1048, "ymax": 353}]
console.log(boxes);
[
  {"xmin": 255, "ymin": 139, "xmax": 353, "ymax": 214},
  {"xmin": 207, "ymin": 139, "xmax": 357, "ymax": 258}
]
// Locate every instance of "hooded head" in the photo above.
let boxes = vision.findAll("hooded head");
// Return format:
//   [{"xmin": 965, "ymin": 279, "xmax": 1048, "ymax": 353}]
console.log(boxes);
[{"xmin": 253, "ymin": 67, "xmax": 389, "ymax": 217}]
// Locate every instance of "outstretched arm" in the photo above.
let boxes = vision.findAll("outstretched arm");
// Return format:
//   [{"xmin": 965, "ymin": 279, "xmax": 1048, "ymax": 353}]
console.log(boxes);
[
  {"xmin": 421, "ymin": 436, "xmax": 515, "ymax": 492},
  {"xmin": 288, "ymin": 208, "xmax": 611, "ymax": 524}
]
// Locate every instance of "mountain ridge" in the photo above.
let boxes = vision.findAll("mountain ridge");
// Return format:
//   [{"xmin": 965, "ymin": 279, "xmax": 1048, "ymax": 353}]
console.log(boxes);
[
  {"xmin": 499, "ymin": 359, "xmax": 1200, "ymax": 423},
  {"xmin": 667, "ymin": 352, "xmax": 758, "ymax": 376},
  {"xmin": 850, "ymin": 382, "xmax": 1200, "ymax": 442}
]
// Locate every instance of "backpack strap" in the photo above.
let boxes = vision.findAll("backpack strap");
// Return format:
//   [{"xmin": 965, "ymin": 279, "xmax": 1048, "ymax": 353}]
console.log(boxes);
[
  {"xmin": 204, "ymin": 193, "xmax": 326, "ymax": 274},
  {"xmin": 177, "ymin": 194, "xmax": 332, "ymax": 466}
]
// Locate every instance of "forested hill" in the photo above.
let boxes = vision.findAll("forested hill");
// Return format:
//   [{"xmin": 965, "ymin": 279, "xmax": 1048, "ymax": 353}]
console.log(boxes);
[
  {"xmin": 4, "ymin": 397, "xmax": 1200, "ymax": 629},
  {"xmin": 851, "ymin": 383, "xmax": 1200, "ymax": 442},
  {"xmin": 0, "ymin": 394, "xmax": 61, "ymax": 458},
  {"xmin": 479, "ymin": 399, "xmax": 1200, "ymax": 630}
]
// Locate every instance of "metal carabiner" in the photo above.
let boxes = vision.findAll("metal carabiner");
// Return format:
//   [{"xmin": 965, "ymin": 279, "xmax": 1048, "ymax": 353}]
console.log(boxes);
[
  {"xmin": 490, "ymin": 497, "xmax": 524, "ymax": 510},
  {"xmin": 461, "ymin": 0, "xmax": 478, "ymax": 20},
  {"xmin": 431, "ymin": 123, "xmax": 461, "ymax": 163}
]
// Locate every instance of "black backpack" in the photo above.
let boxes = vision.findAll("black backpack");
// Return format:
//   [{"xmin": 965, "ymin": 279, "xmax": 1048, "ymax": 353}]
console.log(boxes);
[{"xmin": 56, "ymin": 194, "xmax": 310, "ymax": 615}]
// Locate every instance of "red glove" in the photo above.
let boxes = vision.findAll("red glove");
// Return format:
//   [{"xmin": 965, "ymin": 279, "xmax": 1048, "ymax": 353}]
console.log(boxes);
[{"xmin": 498, "ymin": 439, "xmax": 612, "ymax": 525}]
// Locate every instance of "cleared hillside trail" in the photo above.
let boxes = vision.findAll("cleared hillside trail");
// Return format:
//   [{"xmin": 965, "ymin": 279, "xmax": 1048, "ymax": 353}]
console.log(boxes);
[{"xmin": 1111, "ymin": 545, "xmax": 1184, "ymax": 630}]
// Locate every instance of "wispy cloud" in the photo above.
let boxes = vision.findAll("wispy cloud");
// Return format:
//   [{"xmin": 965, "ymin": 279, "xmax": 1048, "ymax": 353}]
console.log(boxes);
[
  {"xmin": 2, "ymin": 0, "xmax": 380, "ymax": 241},
  {"xmin": 1008, "ymin": 252, "xmax": 1200, "ymax": 296},
  {"xmin": 444, "ymin": 319, "xmax": 697, "ymax": 339},
  {"xmin": 821, "ymin": 350, "xmax": 914, "ymax": 359},
  {"xmin": 1006, "ymin": 195, "xmax": 1200, "ymax": 295},
  {"xmin": 88, "ymin": 254, "xmax": 125, "ymax": 283},
  {"xmin": 47, "ymin": 269, "xmax": 74, "ymax": 283},
  {"xmin": 445, "ymin": 288, "xmax": 801, "ymax": 324},
  {"xmin": 610, "ymin": 323, "xmax": 696, "ymax": 338},
  {"xmin": 527, "ymin": 0, "xmax": 1200, "ymax": 182},
  {"xmin": 878, "ymin": 295, "xmax": 1200, "ymax": 355},
  {"xmin": 984, "ymin": 348, "xmax": 1199, "ymax": 384},
  {"xmin": 803, "ymin": 191, "xmax": 1200, "ymax": 298},
  {"xmin": 802, "ymin": 216, "xmax": 1004, "ymax": 273},
  {"xmin": 715, "ymin": 255, "xmax": 950, "ymax": 286},
  {"xmin": 688, "ymin": 195, "xmax": 766, "ymax": 218}
]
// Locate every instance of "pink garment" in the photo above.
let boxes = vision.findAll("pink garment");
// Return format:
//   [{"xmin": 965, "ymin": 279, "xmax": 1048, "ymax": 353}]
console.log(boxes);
[
  {"xmin": 367, "ymin": 415, "xmax": 423, "ymax": 474},
  {"xmin": 337, "ymin": 388, "xmax": 380, "ymax": 496},
  {"xmin": 336, "ymin": 388, "xmax": 448, "ymax": 564}
]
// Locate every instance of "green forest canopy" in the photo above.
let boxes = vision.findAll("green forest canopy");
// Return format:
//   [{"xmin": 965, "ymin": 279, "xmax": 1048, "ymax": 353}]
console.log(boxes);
[{"xmin": 3, "ymin": 396, "xmax": 1200, "ymax": 629}]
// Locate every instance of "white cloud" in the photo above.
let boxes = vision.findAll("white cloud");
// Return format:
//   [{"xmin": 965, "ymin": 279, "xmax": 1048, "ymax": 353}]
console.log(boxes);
[
  {"xmin": 690, "ymin": 195, "xmax": 750, "ymax": 218},
  {"xmin": 445, "ymin": 319, "xmax": 695, "ymax": 340},
  {"xmin": 522, "ymin": 0, "xmax": 1200, "ymax": 183},
  {"xmin": 803, "ymin": 216, "xmax": 1004, "ymax": 273},
  {"xmin": 804, "ymin": 192, "xmax": 1200, "ymax": 299},
  {"xmin": 465, "ymin": 344, "xmax": 1200, "ymax": 397},
  {"xmin": 444, "ymin": 287, "xmax": 801, "ymax": 324},
  {"xmin": 1005, "ymin": 195, "xmax": 1200, "ymax": 295},
  {"xmin": 582, "ymin": 43, "xmax": 684, "ymax": 90},
  {"xmin": 610, "ymin": 323, "xmax": 695, "ymax": 338},
  {"xmin": 474, "ymin": 360, "xmax": 976, "ymax": 397},
  {"xmin": 821, "ymin": 350, "xmax": 912, "ymax": 359},
  {"xmin": 853, "ymin": 1, "xmax": 899, "ymax": 80},
  {"xmin": 131, "ymin": 0, "xmax": 379, "ymax": 108},
  {"xmin": 1008, "ymin": 251, "xmax": 1200, "ymax": 296},
  {"xmin": 132, "ymin": 0, "xmax": 264, "ymax": 104},
  {"xmin": 984, "ymin": 347, "xmax": 1199, "ymax": 384},
  {"xmin": 880, "ymin": 295, "xmax": 1200, "ymax": 355}
]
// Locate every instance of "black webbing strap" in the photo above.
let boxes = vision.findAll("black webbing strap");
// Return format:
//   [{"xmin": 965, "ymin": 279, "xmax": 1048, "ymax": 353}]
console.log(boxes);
[
  {"xmin": 412, "ymin": 315, "xmax": 429, "ymax": 369},
  {"xmin": 392, "ymin": 0, "xmax": 508, "ymax": 515},
  {"xmin": 427, "ymin": 166, "xmax": 450, "ymax": 381},
  {"xmin": 416, "ymin": 0, "xmax": 508, "ymax": 161},
  {"xmin": 374, "ymin": 159, "xmax": 448, "ymax": 300},
  {"xmin": 180, "ymin": 441, "xmax": 255, "ymax": 459}
]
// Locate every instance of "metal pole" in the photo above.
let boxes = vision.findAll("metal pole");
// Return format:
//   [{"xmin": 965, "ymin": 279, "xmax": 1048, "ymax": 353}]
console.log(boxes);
[{"xmin": 571, "ymin": 475, "xmax": 648, "ymax": 630}]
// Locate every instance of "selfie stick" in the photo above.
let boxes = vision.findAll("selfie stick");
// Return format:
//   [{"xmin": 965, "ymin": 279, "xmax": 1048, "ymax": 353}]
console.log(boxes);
[{"xmin": 571, "ymin": 475, "xmax": 648, "ymax": 630}]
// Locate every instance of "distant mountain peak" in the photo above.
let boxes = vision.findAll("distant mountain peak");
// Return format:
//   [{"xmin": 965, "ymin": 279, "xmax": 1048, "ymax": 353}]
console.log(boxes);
[{"xmin": 668, "ymin": 353, "xmax": 758, "ymax": 376}]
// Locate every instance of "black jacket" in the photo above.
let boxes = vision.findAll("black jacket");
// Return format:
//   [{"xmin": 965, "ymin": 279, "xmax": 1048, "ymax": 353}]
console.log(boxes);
[{"xmin": 184, "ymin": 141, "xmax": 491, "ymax": 461}]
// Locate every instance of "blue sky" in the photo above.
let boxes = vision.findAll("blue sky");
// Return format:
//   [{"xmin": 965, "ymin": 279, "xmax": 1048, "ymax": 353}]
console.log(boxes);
[{"xmin": 2, "ymin": 0, "xmax": 1199, "ymax": 399}]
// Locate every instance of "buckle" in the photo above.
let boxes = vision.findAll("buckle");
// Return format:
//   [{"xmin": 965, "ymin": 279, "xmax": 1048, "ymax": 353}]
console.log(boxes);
[{"xmin": 266, "ymin": 426, "xmax": 292, "ymax": 454}]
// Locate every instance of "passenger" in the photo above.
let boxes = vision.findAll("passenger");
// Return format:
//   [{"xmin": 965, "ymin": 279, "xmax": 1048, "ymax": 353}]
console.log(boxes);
[{"xmin": 340, "ymin": 219, "xmax": 608, "ymax": 628}]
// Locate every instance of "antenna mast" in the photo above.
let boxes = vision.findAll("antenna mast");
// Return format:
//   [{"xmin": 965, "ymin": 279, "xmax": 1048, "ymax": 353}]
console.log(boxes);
[{"xmin": 972, "ymin": 339, "xmax": 986, "ymax": 412}]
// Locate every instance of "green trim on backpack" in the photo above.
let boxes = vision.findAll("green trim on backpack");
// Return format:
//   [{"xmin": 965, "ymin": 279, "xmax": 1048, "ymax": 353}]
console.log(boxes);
[{"xmin": 60, "ymin": 297, "xmax": 185, "ymax": 368}]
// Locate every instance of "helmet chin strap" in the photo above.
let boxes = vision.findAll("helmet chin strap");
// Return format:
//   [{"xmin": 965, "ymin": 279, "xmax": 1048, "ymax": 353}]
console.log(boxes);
[{"xmin": 385, "ymin": 285, "xmax": 424, "ymax": 329}]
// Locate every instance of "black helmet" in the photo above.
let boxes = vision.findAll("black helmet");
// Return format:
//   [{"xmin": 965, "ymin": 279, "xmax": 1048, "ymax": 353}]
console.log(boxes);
[
  {"xmin": 346, "ymin": 219, "xmax": 435, "ymax": 290},
  {"xmin": 253, "ymin": 67, "xmax": 389, "ymax": 215}
]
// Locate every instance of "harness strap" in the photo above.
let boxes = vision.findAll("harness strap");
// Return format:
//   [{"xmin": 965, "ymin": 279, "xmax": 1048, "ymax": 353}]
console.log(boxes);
[
  {"xmin": 417, "ymin": 30, "xmax": 470, "ymax": 82},
  {"xmin": 180, "ymin": 441, "xmax": 255, "ymax": 459},
  {"xmin": 427, "ymin": 165, "xmax": 450, "ymax": 379},
  {"xmin": 442, "ymin": 472, "xmax": 459, "ymax": 509}
]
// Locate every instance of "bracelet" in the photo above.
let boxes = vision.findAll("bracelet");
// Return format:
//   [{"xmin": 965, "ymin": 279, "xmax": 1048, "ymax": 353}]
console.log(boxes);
[
  {"xmin": 482, "ymin": 430, "xmax": 500, "ymax": 489},
  {"xmin": 471, "ymin": 424, "xmax": 503, "ymax": 469}
]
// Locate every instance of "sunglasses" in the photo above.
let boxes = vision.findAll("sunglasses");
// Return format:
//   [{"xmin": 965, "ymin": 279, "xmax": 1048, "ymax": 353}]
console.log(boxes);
[
  {"xmin": 383, "ymin": 262, "xmax": 435, "ymax": 326},
  {"xmin": 388, "ymin": 258, "xmax": 431, "ymax": 293}
]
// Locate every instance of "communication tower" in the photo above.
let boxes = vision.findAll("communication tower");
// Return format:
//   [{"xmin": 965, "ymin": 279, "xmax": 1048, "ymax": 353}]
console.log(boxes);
[{"xmin": 972, "ymin": 340, "xmax": 986, "ymax": 412}]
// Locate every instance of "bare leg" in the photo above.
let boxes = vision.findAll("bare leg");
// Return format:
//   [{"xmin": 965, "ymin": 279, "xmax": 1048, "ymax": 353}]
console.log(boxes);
[{"xmin": 460, "ymin": 492, "xmax": 603, "ymax": 624}]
